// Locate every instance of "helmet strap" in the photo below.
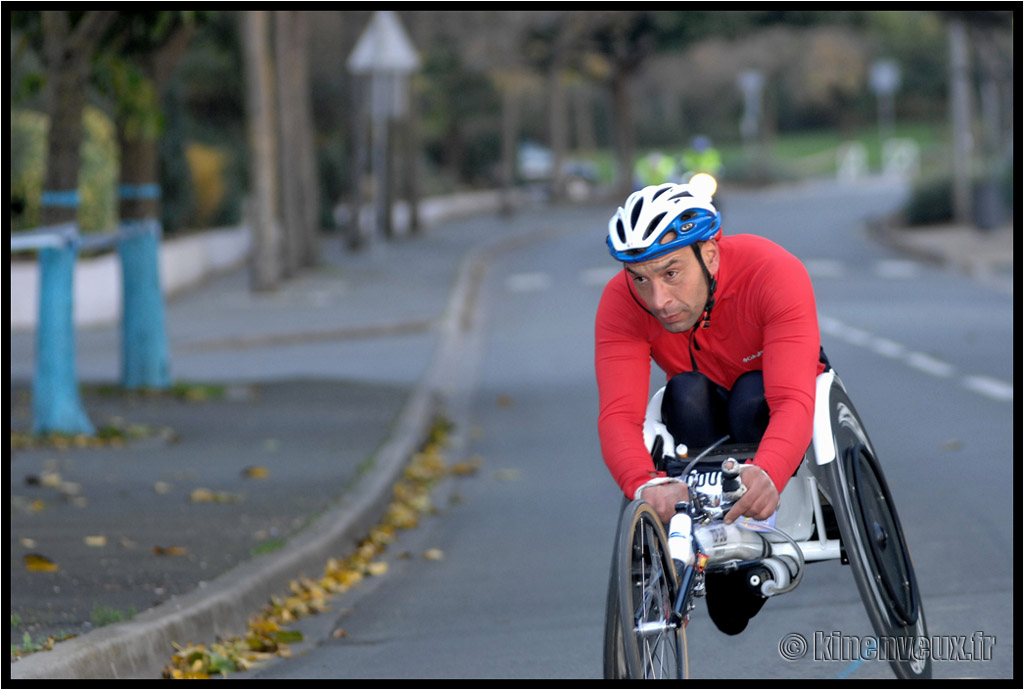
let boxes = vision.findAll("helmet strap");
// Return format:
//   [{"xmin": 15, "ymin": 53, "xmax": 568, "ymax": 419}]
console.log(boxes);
[{"xmin": 692, "ymin": 243, "xmax": 717, "ymax": 328}]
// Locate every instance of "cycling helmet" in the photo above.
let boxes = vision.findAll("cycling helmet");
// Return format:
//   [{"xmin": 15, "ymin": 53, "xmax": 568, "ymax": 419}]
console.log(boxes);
[{"xmin": 607, "ymin": 177, "xmax": 721, "ymax": 263}]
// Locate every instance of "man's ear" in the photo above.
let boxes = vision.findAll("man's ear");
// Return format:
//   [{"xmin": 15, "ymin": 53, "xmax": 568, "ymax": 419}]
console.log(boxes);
[{"xmin": 701, "ymin": 239, "xmax": 720, "ymax": 275}]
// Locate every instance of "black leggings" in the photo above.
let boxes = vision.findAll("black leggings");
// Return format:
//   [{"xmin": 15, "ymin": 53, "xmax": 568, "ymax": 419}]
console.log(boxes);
[{"xmin": 661, "ymin": 371, "xmax": 769, "ymax": 450}]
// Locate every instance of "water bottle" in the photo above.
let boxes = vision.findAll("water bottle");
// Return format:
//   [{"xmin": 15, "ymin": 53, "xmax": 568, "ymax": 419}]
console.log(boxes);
[{"xmin": 668, "ymin": 502, "xmax": 694, "ymax": 567}]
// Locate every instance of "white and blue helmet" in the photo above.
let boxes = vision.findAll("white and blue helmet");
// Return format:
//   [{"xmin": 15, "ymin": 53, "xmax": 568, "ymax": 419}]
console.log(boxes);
[{"xmin": 607, "ymin": 176, "xmax": 721, "ymax": 263}]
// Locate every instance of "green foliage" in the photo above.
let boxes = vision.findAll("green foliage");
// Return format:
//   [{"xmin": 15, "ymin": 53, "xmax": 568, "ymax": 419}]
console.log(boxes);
[
  {"xmin": 903, "ymin": 174, "xmax": 954, "ymax": 226},
  {"xmin": 9, "ymin": 109, "xmax": 48, "ymax": 230},
  {"xmin": 418, "ymin": 40, "xmax": 502, "ymax": 184},
  {"xmin": 10, "ymin": 106, "xmax": 118, "ymax": 233},
  {"xmin": 90, "ymin": 603, "xmax": 137, "ymax": 628}
]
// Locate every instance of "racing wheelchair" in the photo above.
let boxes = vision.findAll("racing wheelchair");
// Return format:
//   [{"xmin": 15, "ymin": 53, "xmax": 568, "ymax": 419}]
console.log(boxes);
[{"xmin": 603, "ymin": 368, "xmax": 930, "ymax": 679}]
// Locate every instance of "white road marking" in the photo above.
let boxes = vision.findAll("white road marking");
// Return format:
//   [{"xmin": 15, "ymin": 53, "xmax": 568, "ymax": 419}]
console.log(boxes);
[
  {"xmin": 962, "ymin": 375, "xmax": 1015, "ymax": 402},
  {"xmin": 580, "ymin": 267, "xmax": 621, "ymax": 287},
  {"xmin": 804, "ymin": 259, "xmax": 846, "ymax": 279},
  {"xmin": 905, "ymin": 351, "xmax": 956, "ymax": 378},
  {"xmin": 875, "ymin": 259, "xmax": 921, "ymax": 280},
  {"xmin": 505, "ymin": 272, "xmax": 551, "ymax": 293},
  {"xmin": 820, "ymin": 314, "xmax": 1010, "ymax": 403}
]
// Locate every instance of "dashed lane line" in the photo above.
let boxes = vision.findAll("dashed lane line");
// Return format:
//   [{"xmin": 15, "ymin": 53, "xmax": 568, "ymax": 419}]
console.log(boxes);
[{"xmin": 819, "ymin": 315, "xmax": 1012, "ymax": 403}]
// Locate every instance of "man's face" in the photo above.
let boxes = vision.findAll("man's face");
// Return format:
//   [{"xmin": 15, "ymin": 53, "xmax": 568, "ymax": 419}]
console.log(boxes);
[{"xmin": 624, "ymin": 240, "xmax": 719, "ymax": 333}]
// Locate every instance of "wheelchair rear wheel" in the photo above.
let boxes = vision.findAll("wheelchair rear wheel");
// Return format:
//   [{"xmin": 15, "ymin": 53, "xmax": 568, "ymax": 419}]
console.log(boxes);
[{"xmin": 822, "ymin": 382, "xmax": 931, "ymax": 679}]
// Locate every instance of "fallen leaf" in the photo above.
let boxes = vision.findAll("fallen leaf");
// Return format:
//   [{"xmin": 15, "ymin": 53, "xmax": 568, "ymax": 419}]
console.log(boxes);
[
  {"xmin": 366, "ymin": 561, "xmax": 389, "ymax": 577},
  {"xmin": 40, "ymin": 471, "xmax": 63, "ymax": 488},
  {"xmin": 20, "ymin": 537, "xmax": 37, "ymax": 549},
  {"xmin": 153, "ymin": 481, "xmax": 173, "ymax": 494},
  {"xmin": 24, "ymin": 553, "xmax": 59, "ymax": 572},
  {"xmin": 331, "ymin": 628, "xmax": 348, "ymax": 639},
  {"xmin": 189, "ymin": 488, "xmax": 239, "ymax": 503},
  {"xmin": 84, "ymin": 535, "xmax": 107, "ymax": 547},
  {"xmin": 189, "ymin": 487, "xmax": 215, "ymax": 503},
  {"xmin": 450, "ymin": 456, "xmax": 483, "ymax": 476},
  {"xmin": 154, "ymin": 546, "xmax": 188, "ymax": 556},
  {"xmin": 242, "ymin": 466, "xmax": 269, "ymax": 479},
  {"xmin": 423, "ymin": 548, "xmax": 445, "ymax": 561}
]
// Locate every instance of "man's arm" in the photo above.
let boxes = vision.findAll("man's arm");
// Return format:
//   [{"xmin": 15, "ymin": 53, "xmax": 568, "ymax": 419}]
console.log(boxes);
[{"xmin": 595, "ymin": 273, "xmax": 662, "ymax": 499}]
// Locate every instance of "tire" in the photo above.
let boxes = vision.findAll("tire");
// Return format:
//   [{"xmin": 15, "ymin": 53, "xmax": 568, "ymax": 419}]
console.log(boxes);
[
  {"xmin": 821, "ymin": 381, "xmax": 931, "ymax": 679},
  {"xmin": 615, "ymin": 500, "xmax": 685, "ymax": 679},
  {"xmin": 603, "ymin": 499, "xmax": 629, "ymax": 679}
]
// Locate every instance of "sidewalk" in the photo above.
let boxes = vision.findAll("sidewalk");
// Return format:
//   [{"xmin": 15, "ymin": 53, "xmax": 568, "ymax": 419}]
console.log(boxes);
[
  {"xmin": 9, "ymin": 198, "xmax": 573, "ymax": 680},
  {"xmin": 8, "ymin": 191, "xmax": 1014, "ymax": 679},
  {"xmin": 871, "ymin": 218, "xmax": 1014, "ymax": 294}
]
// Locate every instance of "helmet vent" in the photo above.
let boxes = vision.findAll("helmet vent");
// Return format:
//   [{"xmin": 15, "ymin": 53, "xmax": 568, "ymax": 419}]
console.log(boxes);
[
  {"xmin": 629, "ymin": 199, "xmax": 644, "ymax": 229},
  {"xmin": 642, "ymin": 212, "xmax": 666, "ymax": 240},
  {"xmin": 616, "ymin": 219, "xmax": 627, "ymax": 244}
]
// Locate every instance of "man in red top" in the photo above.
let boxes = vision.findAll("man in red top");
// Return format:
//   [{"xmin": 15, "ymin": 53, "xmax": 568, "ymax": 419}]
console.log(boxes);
[{"xmin": 595, "ymin": 177, "xmax": 825, "ymax": 633}]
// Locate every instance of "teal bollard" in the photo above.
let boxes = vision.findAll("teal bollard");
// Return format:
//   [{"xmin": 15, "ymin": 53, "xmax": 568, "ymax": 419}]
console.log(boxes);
[
  {"xmin": 33, "ymin": 244, "xmax": 95, "ymax": 436},
  {"xmin": 118, "ymin": 220, "xmax": 171, "ymax": 390}
]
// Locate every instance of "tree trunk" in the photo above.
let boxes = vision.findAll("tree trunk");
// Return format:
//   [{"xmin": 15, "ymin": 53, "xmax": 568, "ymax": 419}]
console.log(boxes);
[
  {"xmin": 291, "ymin": 11, "xmax": 321, "ymax": 264},
  {"xmin": 948, "ymin": 18, "xmax": 974, "ymax": 226},
  {"xmin": 40, "ymin": 12, "xmax": 113, "ymax": 226},
  {"xmin": 243, "ymin": 10, "xmax": 282, "ymax": 291},
  {"xmin": 610, "ymin": 70, "xmax": 636, "ymax": 200},
  {"xmin": 34, "ymin": 11, "xmax": 117, "ymax": 436},
  {"xmin": 275, "ymin": 10, "xmax": 303, "ymax": 277},
  {"xmin": 548, "ymin": 50, "xmax": 568, "ymax": 203}
]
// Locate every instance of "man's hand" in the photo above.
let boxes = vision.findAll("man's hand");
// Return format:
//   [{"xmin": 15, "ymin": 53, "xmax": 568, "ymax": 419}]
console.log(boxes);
[
  {"xmin": 724, "ymin": 465, "xmax": 779, "ymax": 524},
  {"xmin": 640, "ymin": 481, "xmax": 691, "ymax": 524}
]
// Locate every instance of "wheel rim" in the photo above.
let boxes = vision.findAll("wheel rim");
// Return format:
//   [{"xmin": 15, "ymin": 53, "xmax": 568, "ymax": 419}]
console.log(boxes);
[
  {"xmin": 847, "ymin": 443, "xmax": 919, "ymax": 627},
  {"xmin": 624, "ymin": 509, "xmax": 681, "ymax": 679}
]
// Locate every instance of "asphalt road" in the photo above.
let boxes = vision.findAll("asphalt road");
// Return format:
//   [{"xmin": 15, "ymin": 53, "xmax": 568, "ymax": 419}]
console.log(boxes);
[{"xmin": 253, "ymin": 180, "xmax": 1014, "ymax": 680}]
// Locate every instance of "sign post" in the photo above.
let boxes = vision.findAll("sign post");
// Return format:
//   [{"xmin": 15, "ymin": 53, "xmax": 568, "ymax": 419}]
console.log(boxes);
[{"xmin": 347, "ymin": 11, "xmax": 420, "ymax": 247}]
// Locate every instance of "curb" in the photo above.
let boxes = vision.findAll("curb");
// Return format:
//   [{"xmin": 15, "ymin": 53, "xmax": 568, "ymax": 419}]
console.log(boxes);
[
  {"xmin": 9, "ymin": 217, "xmax": 570, "ymax": 680},
  {"xmin": 866, "ymin": 219, "xmax": 1014, "ymax": 293},
  {"xmin": 9, "ymin": 243, "xmax": 484, "ymax": 680}
]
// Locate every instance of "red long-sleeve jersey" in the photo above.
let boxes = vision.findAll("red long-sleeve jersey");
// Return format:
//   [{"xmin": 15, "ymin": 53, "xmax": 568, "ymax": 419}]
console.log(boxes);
[{"xmin": 595, "ymin": 233, "xmax": 824, "ymax": 499}]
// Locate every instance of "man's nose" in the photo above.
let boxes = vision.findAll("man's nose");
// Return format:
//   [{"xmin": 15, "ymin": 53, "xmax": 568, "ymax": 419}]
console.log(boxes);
[{"xmin": 650, "ymin": 280, "xmax": 672, "ymax": 311}]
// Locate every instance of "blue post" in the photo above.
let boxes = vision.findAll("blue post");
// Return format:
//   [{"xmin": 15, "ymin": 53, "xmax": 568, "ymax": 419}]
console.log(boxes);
[
  {"xmin": 118, "ymin": 218, "xmax": 171, "ymax": 389},
  {"xmin": 33, "ymin": 243, "xmax": 95, "ymax": 436}
]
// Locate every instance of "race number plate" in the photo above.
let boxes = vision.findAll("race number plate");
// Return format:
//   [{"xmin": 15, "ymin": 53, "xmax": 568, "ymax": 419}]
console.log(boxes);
[{"xmin": 686, "ymin": 468, "xmax": 776, "ymax": 529}]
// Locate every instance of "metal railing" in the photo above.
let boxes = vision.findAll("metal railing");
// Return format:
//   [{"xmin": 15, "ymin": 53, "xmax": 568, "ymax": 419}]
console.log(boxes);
[{"xmin": 11, "ymin": 219, "xmax": 169, "ymax": 436}]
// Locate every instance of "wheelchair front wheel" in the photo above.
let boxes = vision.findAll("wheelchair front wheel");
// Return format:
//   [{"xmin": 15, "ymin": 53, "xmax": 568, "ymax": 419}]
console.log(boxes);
[
  {"xmin": 823, "ymin": 385, "xmax": 931, "ymax": 680},
  {"xmin": 615, "ymin": 500, "xmax": 685, "ymax": 679}
]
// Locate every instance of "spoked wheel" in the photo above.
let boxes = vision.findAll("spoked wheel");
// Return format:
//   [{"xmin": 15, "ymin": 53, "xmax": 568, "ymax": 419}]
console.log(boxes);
[
  {"xmin": 822, "ymin": 381, "xmax": 931, "ymax": 679},
  {"xmin": 603, "ymin": 500, "xmax": 628, "ymax": 679},
  {"xmin": 615, "ymin": 500, "xmax": 685, "ymax": 679}
]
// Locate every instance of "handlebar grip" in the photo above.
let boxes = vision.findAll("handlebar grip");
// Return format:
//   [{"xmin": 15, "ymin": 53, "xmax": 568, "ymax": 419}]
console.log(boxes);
[{"xmin": 720, "ymin": 458, "xmax": 747, "ymax": 503}]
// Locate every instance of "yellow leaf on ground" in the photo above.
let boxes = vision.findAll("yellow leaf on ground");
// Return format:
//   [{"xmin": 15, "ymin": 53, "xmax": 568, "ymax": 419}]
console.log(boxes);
[
  {"xmin": 24, "ymin": 553, "xmax": 59, "ymax": 572},
  {"xmin": 154, "ymin": 545, "xmax": 188, "ymax": 556},
  {"xmin": 366, "ymin": 561, "xmax": 389, "ymax": 577},
  {"xmin": 84, "ymin": 535, "xmax": 107, "ymax": 547},
  {"xmin": 423, "ymin": 548, "xmax": 445, "ymax": 561},
  {"xmin": 189, "ymin": 487, "xmax": 215, "ymax": 503},
  {"xmin": 242, "ymin": 466, "xmax": 269, "ymax": 479}
]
